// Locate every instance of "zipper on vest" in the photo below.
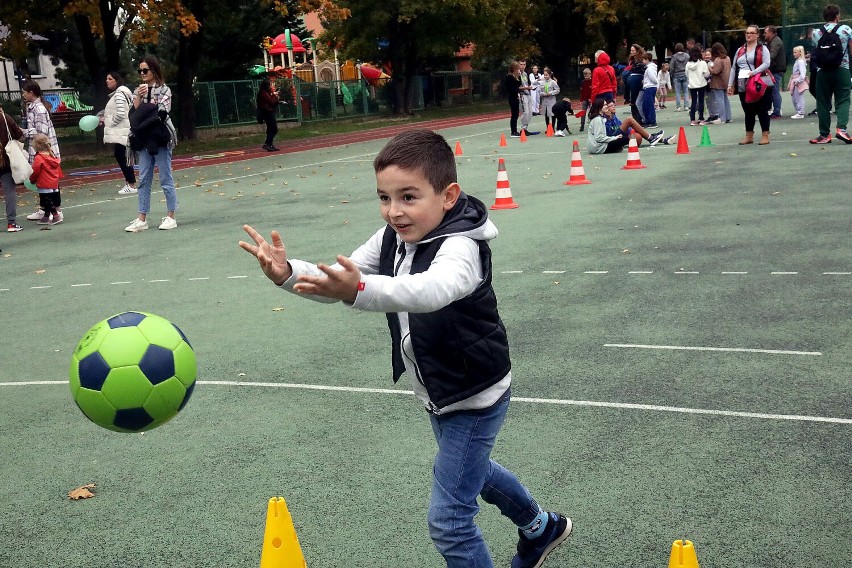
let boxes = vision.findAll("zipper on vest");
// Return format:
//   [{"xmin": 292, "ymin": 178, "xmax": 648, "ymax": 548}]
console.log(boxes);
[{"xmin": 393, "ymin": 241, "xmax": 406, "ymax": 275}]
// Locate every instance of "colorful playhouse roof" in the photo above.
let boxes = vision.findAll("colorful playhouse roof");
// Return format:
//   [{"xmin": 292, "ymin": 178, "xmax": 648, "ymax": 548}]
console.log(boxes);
[{"xmin": 269, "ymin": 32, "xmax": 306, "ymax": 54}]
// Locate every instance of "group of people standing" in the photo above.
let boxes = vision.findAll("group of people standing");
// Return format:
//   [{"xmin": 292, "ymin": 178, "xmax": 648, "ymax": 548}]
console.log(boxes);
[
  {"xmin": 0, "ymin": 55, "xmax": 179, "ymax": 236},
  {"xmin": 503, "ymin": 59, "xmax": 573, "ymax": 137}
]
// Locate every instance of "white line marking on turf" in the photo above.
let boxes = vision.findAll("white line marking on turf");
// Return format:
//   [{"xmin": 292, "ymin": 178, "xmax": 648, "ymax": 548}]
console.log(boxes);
[
  {"xmin": 71, "ymin": 283, "xmax": 92, "ymax": 287},
  {"xmin": 149, "ymin": 279, "xmax": 170, "ymax": 283},
  {"xmin": 771, "ymin": 271, "xmax": 798, "ymax": 275},
  {"xmin": 226, "ymin": 275, "xmax": 248, "ymax": 279},
  {"xmin": 629, "ymin": 271, "xmax": 653, "ymax": 274},
  {"xmin": 675, "ymin": 271, "xmax": 699, "ymax": 274},
  {"xmin": 823, "ymin": 272, "xmax": 850, "ymax": 275},
  {"xmin": 501, "ymin": 270, "xmax": 524, "ymax": 274},
  {"xmin": 5, "ymin": 380, "xmax": 848, "ymax": 424},
  {"xmin": 188, "ymin": 277, "xmax": 210, "ymax": 281},
  {"xmin": 30, "ymin": 286, "xmax": 51, "ymax": 289},
  {"xmin": 722, "ymin": 271, "xmax": 748, "ymax": 274},
  {"xmin": 585, "ymin": 271, "xmax": 608, "ymax": 274},
  {"xmin": 542, "ymin": 270, "xmax": 565, "ymax": 274},
  {"xmin": 604, "ymin": 343, "xmax": 821, "ymax": 356},
  {"xmin": 111, "ymin": 281, "xmax": 131, "ymax": 285},
  {"xmin": 0, "ymin": 288, "xmax": 9, "ymax": 292}
]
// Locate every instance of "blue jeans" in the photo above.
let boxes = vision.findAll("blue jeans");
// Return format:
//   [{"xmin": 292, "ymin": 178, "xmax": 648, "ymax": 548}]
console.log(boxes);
[
  {"xmin": 712, "ymin": 89, "xmax": 731, "ymax": 122},
  {"xmin": 642, "ymin": 87, "xmax": 657, "ymax": 125},
  {"xmin": 771, "ymin": 72, "xmax": 783, "ymax": 116},
  {"xmin": 428, "ymin": 389, "xmax": 541, "ymax": 568},
  {"xmin": 136, "ymin": 146, "xmax": 177, "ymax": 215},
  {"xmin": 673, "ymin": 75, "xmax": 689, "ymax": 108}
]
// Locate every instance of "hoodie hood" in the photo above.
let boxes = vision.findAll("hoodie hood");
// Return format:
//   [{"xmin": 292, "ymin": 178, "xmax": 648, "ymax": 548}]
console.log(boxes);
[
  {"xmin": 597, "ymin": 52, "xmax": 611, "ymax": 65},
  {"xmin": 418, "ymin": 192, "xmax": 498, "ymax": 244}
]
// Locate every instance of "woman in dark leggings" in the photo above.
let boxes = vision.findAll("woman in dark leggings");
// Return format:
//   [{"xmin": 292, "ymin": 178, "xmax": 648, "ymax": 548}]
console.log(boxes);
[
  {"xmin": 728, "ymin": 25, "xmax": 773, "ymax": 145},
  {"xmin": 503, "ymin": 61, "xmax": 522, "ymax": 136}
]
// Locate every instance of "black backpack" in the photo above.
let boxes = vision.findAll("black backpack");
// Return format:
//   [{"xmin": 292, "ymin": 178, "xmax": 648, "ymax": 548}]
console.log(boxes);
[{"xmin": 813, "ymin": 24, "xmax": 846, "ymax": 70}]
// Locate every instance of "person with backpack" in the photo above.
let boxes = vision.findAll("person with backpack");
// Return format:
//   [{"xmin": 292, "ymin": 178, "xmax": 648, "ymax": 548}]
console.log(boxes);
[{"xmin": 809, "ymin": 4, "xmax": 852, "ymax": 144}]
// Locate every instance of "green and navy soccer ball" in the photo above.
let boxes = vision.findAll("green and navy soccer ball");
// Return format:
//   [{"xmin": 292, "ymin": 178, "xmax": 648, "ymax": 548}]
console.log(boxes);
[{"xmin": 69, "ymin": 311, "xmax": 197, "ymax": 432}]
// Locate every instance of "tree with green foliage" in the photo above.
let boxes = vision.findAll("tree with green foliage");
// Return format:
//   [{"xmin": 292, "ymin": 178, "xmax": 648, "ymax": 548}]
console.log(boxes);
[{"xmin": 316, "ymin": 0, "xmax": 534, "ymax": 114}]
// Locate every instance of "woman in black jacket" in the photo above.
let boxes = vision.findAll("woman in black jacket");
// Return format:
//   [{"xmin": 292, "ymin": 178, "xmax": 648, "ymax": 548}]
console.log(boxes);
[{"xmin": 257, "ymin": 78, "xmax": 280, "ymax": 151}]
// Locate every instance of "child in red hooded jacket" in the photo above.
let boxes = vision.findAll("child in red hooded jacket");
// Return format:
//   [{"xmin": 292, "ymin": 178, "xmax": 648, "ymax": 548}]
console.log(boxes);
[{"xmin": 29, "ymin": 134, "xmax": 64, "ymax": 226}]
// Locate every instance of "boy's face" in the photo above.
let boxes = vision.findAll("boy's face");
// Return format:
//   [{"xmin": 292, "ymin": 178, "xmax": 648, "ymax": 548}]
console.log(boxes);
[{"xmin": 376, "ymin": 166, "xmax": 460, "ymax": 243}]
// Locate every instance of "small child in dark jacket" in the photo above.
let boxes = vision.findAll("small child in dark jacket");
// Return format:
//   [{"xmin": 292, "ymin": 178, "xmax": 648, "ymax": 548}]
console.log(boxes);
[
  {"xmin": 29, "ymin": 134, "xmax": 64, "ymax": 226},
  {"xmin": 551, "ymin": 97, "xmax": 574, "ymax": 136}
]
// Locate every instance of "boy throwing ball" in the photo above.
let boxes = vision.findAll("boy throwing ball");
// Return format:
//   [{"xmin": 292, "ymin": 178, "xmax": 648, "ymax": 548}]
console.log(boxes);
[{"xmin": 239, "ymin": 130, "xmax": 571, "ymax": 568}]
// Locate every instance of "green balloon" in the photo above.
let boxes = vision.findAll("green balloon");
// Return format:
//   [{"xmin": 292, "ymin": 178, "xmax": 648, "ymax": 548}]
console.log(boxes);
[
  {"xmin": 78, "ymin": 115, "xmax": 100, "ymax": 132},
  {"xmin": 24, "ymin": 179, "xmax": 37, "ymax": 191}
]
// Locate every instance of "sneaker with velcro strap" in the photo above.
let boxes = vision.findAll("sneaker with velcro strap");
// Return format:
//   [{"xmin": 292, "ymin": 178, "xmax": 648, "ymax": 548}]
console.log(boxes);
[{"xmin": 512, "ymin": 513, "xmax": 572, "ymax": 568}]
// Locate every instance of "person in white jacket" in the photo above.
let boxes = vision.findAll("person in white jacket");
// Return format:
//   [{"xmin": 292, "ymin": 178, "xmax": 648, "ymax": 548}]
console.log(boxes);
[
  {"xmin": 240, "ymin": 129, "xmax": 572, "ymax": 568},
  {"xmin": 99, "ymin": 71, "xmax": 136, "ymax": 195},
  {"xmin": 529, "ymin": 64, "xmax": 542, "ymax": 114},
  {"xmin": 685, "ymin": 47, "xmax": 710, "ymax": 124},
  {"xmin": 641, "ymin": 53, "xmax": 659, "ymax": 127}
]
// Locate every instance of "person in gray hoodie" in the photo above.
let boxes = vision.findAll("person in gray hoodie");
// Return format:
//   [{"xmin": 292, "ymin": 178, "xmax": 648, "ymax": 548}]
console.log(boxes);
[
  {"xmin": 240, "ymin": 129, "xmax": 572, "ymax": 568},
  {"xmin": 669, "ymin": 42, "xmax": 691, "ymax": 111}
]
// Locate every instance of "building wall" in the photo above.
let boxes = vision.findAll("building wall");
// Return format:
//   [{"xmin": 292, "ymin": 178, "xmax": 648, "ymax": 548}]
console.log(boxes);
[{"xmin": 1, "ymin": 52, "xmax": 63, "ymax": 92}]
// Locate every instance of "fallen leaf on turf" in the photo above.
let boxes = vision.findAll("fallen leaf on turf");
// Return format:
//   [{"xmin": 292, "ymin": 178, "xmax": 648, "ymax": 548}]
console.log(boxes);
[
  {"xmin": 272, "ymin": 307, "xmax": 285, "ymax": 311},
  {"xmin": 772, "ymin": 192, "xmax": 780, "ymax": 195},
  {"xmin": 790, "ymin": 153, "xmax": 797, "ymax": 157},
  {"xmin": 68, "ymin": 484, "xmax": 96, "ymax": 500},
  {"xmin": 35, "ymin": 269, "xmax": 46, "ymax": 274},
  {"xmin": 622, "ymin": 249, "xmax": 630, "ymax": 253},
  {"xmin": 341, "ymin": 200, "xmax": 350, "ymax": 204}
]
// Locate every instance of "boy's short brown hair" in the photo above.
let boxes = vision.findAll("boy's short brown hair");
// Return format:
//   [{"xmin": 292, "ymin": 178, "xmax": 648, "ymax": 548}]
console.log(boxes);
[{"xmin": 373, "ymin": 130, "xmax": 457, "ymax": 194}]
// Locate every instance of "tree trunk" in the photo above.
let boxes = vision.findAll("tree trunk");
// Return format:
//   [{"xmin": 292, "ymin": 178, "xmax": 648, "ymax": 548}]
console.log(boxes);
[{"xmin": 176, "ymin": 0, "xmax": 206, "ymax": 140}]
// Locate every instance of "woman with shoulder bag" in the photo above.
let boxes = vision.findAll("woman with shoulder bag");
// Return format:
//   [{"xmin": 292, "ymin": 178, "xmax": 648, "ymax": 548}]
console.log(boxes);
[
  {"xmin": 1, "ymin": 109, "xmax": 26, "ymax": 232},
  {"xmin": 125, "ymin": 56, "xmax": 179, "ymax": 232},
  {"xmin": 727, "ymin": 25, "xmax": 774, "ymax": 145},
  {"xmin": 99, "ymin": 71, "xmax": 137, "ymax": 195}
]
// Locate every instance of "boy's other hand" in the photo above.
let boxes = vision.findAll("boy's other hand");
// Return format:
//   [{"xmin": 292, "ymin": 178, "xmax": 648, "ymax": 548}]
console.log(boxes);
[
  {"xmin": 239, "ymin": 224, "xmax": 292, "ymax": 286},
  {"xmin": 294, "ymin": 255, "xmax": 361, "ymax": 303}
]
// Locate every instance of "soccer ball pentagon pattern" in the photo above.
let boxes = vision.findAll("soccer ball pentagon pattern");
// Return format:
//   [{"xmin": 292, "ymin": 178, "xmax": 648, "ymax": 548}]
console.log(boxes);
[{"xmin": 69, "ymin": 311, "xmax": 197, "ymax": 432}]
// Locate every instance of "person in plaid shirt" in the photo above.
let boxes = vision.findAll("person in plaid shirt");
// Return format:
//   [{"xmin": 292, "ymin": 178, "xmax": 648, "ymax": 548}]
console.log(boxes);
[{"xmin": 22, "ymin": 81, "xmax": 62, "ymax": 223}]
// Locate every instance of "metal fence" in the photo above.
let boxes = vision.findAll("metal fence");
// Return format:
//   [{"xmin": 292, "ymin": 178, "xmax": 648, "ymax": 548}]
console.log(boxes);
[
  {"xmin": 1, "ymin": 71, "xmax": 503, "ymax": 131},
  {"xmin": 194, "ymin": 71, "xmax": 502, "ymax": 128}
]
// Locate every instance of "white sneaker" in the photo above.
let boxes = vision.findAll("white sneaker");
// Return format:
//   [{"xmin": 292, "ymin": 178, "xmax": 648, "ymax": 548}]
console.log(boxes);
[
  {"xmin": 125, "ymin": 218, "xmax": 149, "ymax": 232},
  {"xmin": 791, "ymin": 113, "xmax": 805, "ymax": 119},
  {"xmin": 158, "ymin": 217, "xmax": 177, "ymax": 230},
  {"xmin": 52, "ymin": 211, "xmax": 63, "ymax": 224},
  {"xmin": 555, "ymin": 130, "xmax": 565, "ymax": 137},
  {"xmin": 26, "ymin": 209, "xmax": 45, "ymax": 221},
  {"xmin": 118, "ymin": 185, "xmax": 138, "ymax": 195}
]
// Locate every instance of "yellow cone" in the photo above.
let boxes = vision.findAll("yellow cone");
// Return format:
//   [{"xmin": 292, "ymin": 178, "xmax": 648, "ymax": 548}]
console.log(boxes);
[
  {"xmin": 260, "ymin": 497, "xmax": 307, "ymax": 568},
  {"xmin": 668, "ymin": 539, "xmax": 699, "ymax": 568}
]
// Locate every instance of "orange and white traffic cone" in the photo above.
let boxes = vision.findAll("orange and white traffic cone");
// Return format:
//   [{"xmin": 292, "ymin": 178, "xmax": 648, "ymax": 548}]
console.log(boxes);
[
  {"xmin": 490, "ymin": 158, "xmax": 519, "ymax": 210},
  {"xmin": 564, "ymin": 140, "xmax": 592, "ymax": 185},
  {"xmin": 676, "ymin": 126, "xmax": 690, "ymax": 154},
  {"xmin": 520, "ymin": 130, "xmax": 528, "ymax": 143},
  {"xmin": 499, "ymin": 133, "xmax": 507, "ymax": 147},
  {"xmin": 622, "ymin": 137, "xmax": 646, "ymax": 170},
  {"xmin": 546, "ymin": 123, "xmax": 554, "ymax": 137},
  {"xmin": 455, "ymin": 141, "xmax": 464, "ymax": 156}
]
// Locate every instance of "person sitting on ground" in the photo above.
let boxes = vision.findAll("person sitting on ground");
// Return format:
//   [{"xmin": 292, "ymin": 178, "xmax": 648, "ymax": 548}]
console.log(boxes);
[
  {"xmin": 551, "ymin": 97, "xmax": 574, "ymax": 137},
  {"xmin": 587, "ymin": 99, "xmax": 668, "ymax": 154}
]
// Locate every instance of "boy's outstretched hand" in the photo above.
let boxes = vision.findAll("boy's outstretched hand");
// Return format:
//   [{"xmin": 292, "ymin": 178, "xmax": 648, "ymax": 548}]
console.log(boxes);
[
  {"xmin": 293, "ymin": 255, "xmax": 361, "ymax": 304},
  {"xmin": 239, "ymin": 224, "xmax": 291, "ymax": 286}
]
